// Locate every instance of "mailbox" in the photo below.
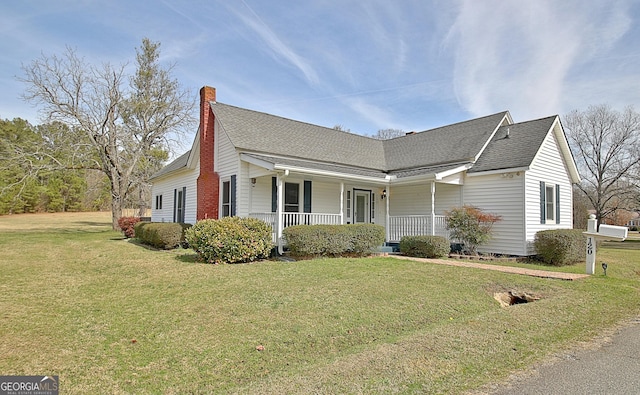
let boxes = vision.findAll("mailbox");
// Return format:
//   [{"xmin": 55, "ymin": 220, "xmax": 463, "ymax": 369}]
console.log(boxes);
[{"xmin": 598, "ymin": 224, "xmax": 628, "ymax": 241}]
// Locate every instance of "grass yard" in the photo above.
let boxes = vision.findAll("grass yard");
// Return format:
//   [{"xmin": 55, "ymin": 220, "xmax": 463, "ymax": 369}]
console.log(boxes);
[{"xmin": 0, "ymin": 212, "xmax": 639, "ymax": 394}]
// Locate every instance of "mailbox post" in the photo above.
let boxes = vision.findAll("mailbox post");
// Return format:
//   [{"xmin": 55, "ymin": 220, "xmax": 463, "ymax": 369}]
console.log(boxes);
[{"xmin": 582, "ymin": 214, "xmax": 628, "ymax": 275}]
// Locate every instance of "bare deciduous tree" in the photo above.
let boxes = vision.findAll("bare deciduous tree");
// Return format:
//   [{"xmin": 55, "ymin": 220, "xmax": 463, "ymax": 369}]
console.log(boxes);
[
  {"xmin": 564, "ymin": 104, "xmax": 640, "ymax": 226},
  {"xmin": 20, "ymin": 39, "xmax": 194, "ymax": 229},
  {"xmin": 371, "ymin": 128, "xmax": 406, "ymax": 140}
]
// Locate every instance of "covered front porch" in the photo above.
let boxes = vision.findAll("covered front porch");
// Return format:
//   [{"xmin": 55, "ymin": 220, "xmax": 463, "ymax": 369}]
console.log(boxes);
[
  {"xmin": 247, "ymin": 177, "xmax": 455, "ymax": 252},
  {"xmin": 241, "ymin": 154, "xmax": 465, "ymax": 252}
]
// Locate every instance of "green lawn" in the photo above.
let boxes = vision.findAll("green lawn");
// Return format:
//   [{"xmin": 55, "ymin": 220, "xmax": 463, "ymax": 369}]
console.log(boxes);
[{"xmin": 1, "ymin": 212, "xmax": 639, "ymax": 394}]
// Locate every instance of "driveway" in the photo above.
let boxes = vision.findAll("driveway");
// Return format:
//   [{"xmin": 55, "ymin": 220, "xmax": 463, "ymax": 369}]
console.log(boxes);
[{"xmin": 477, "ymin": 316, "xmax": 640, "ymax": 394}]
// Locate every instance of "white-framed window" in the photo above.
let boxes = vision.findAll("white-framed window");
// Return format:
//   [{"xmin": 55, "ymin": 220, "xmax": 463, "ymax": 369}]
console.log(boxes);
[
  {"xmin": 222, "ymin": 180, "xmax": 231, "ymax": 217},
  {"xmin": 545, "ymin": 185, "xmax": 555, "ymax": 222},
  {"xmin": 221, "ymin": 175, "xmax": 236, "ymax": 217},
  {"xmin": 174, "ymin": 187, "xmax": 185, "ymax": 223},
  {"xmin": 540, "ymin": 181, "xmax": 560, "ymax": 224},
  {"xmin": 155, "ymin": 195, "xmax": 163, "ymax": 210}
]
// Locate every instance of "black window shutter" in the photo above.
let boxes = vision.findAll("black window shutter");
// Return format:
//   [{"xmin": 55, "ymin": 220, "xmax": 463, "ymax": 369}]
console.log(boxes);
[
  {"xmin": 230, "ymin": 175, "xmax": 237, "ymax": 216},
  {"xmin": 181, "ymin": 187, "xmax": 186, "ymax": 222},
  {"xmin": 540, "ymin": 181, "xmax": 546, "ymax": 224},
  {"xmin": 303, "ymin": 180, "xmax": 312, "ymax": 213},
  {"xmin": 555, "ymin": 184, "xmax": 560, "ymax": 224},
  {"xmin": 271, "ymin": 177, "xmax": 277, "ymax": 213},
  {"xmin": 173, "ymin": 188, "xmax": 177, "ymax": 222}
]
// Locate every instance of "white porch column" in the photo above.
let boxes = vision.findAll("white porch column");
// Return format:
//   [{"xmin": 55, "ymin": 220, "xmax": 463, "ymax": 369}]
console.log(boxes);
[
  {"xmin": 340, "ymin": 182, "xmax": 344, "ymax": 224},
  {"xmin": 430, "ymin": 181, "xmax": 436, "ymax": 235},
  {"xmin": 276, "ymin": 172, "xmax": 286, "ymax": 254},
  {"xmin": 385, "ymin": 186, "xmax": 390, "ymax": 242}
]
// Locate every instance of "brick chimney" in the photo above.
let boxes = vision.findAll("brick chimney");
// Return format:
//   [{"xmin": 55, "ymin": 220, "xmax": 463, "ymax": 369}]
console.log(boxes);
[{"xmin": 196, "ymin": 86, "xmax": 220, "ymax": 220}]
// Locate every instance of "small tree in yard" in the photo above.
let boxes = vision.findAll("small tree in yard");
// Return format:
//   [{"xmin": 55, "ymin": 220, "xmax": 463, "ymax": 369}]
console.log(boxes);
[{"xmin": 445, "ymin": 205, "xmax": 502, "ymax": 255}]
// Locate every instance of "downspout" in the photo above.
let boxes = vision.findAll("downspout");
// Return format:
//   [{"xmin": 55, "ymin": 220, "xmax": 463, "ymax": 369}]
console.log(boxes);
[
  {"xmin": 276, "ymin": 170, "xmax": 289, "ymax": 255},
  {"xmin": 431, "ymin": 181, "xmax": 436, "ymax": 236}
]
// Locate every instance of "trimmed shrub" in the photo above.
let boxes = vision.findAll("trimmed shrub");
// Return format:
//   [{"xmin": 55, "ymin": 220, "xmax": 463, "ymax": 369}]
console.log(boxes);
[
  {"xmin": 534, "ymin": 229, "xmax": 585, "ymax": 266},
  {"xmin": 134, "ymin": 222, "xmax": 192, "ymax": 250},
  {"xmin": 118, "ymin": 216, "xmax": 141, "ymax": 238},
  {"xmin": 349, "ymin": 224, "xmax": 386, "ymax": 255},
  {"xmin": 630, "ymin": 226, "xmax": 638, "ymax": 232},
  {"xmin": 399, "ymin": 235, "xmax": 450, "ymax": 258},
  {"xmin": 185, "ymin": 217, "xmax": 273, "ymax": 264},
  {"xmin": 283, "ymin": 224, "xmax": 385, "ymax": 258},
  {"xmin": 445, "ymin": 205, "xmax": 501, "ymax": 254}
]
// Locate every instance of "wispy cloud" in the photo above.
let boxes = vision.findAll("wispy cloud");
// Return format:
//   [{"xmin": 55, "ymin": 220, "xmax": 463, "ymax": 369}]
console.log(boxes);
[
  {"xmin": 446, "ymin": 0, "xmax": 634, "ymax": 119},
  {"xmin": 224, "ymin": 0, "xmax": 320, "ymax": 86}
]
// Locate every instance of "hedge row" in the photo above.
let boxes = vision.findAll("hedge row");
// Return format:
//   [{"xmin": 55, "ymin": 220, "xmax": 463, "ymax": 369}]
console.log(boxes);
[
  {"xmin": 399, "ymin": 235, "xmax": 450, "ymax": 258},
  {"xmin": 134, "ymin": 222, "xmax": 192, "ymax": 250},
  {"xmin": 185, "ymin": 217, "xmax": 273, "ymax": 264},
  {"xmin": 283, "ymin": 224, "xmax": 385, "ymax": 258},
  {"xmin": 534, "ymin": 229, "xmax": 586, "ymax": 266}
]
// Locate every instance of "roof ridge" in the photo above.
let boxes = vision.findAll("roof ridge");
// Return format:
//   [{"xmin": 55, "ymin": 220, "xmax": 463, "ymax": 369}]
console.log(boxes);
[
  {"xmin": 503, "ymin": 114, "xmax": 557, "ymax": 127},
  {"xmin": 386, "ymin": 111, "xmax": 510, "ymax": 140},
  {"xmin": 211, "ymin": 101, "xmax": 379, "ymax": 141}
]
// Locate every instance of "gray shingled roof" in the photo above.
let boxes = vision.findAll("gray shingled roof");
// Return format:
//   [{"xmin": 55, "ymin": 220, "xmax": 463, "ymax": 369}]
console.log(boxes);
[
  {"xmin": 389, "ymin": 163, "xmax": 470, "ymax": 179},
  {"xmin": 155, "ymin": 103, "xmax": 553, "ymax": 180},
  {"xmin": 383, "ymin": 112, "xmax": 509, "ymax": 170},
  {"xmin": 211, "ymin": 103, "xmax": 386, "ymax": 170},
  {"xmin": 150, "ymin": 150, "xmax": 191, "ymax": 180},
  {"xmin": 469, "ymin": 116, "xmax": 557, "ymax": 173}
]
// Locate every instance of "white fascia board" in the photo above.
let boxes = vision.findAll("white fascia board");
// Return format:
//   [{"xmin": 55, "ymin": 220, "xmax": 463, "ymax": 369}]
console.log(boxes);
[
  {"xmin": 273, "ymin": 164, "xmax": 391, "ymax": 185},
  {"xmin": 435, "ymin": 164, "xmax": 471, "ymax": 180},
  {"xmin": 388, "ymin": 173, "xmax": 435, "ymax": 185},
  {"xmin": 552, "ymin": 117, "xmax": 581, "ymax": 183},
  {"xmin": 186, "ymin": 129, "xmax": 200, "ymax": 170},
  {"xmin": 466, "ymin": 166, "xmax": 529, "ymax": 177},
  {"xmin": 240, "ymin": 153, "xmax": 275, "ymax": 171},
  {"xmin": 473, "ymin": 112, "xmax": 513, "ymax": 162}
]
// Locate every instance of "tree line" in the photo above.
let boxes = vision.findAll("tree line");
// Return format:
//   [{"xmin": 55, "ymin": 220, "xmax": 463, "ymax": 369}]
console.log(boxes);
[{"xmin": 0, "ymin": 117, "xmax": 161, "ymax": 215}]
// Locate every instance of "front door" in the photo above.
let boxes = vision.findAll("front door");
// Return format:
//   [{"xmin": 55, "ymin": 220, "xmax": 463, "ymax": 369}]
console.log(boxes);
[{"xmin": 354, "ymin": 190, "xmax": 371, "ymax": 224}]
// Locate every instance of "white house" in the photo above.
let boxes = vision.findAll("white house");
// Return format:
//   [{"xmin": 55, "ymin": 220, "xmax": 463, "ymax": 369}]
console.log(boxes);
[{"xmin": 150, "ymin": 86, "xmax": 581, "ymax": 256}]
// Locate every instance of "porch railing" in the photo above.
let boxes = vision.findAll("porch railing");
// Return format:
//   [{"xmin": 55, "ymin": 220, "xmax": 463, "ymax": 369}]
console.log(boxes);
[
  {"xmin": 388, "ymin": 215, "xmax": 448, "ymax": 242},
  {"xmin": 249, "ymin": 212, "xmax": 342, "ymax": 243},
  {"xmin": 249, "ymin": 213, "xmax": 448, "ymax": 244}
]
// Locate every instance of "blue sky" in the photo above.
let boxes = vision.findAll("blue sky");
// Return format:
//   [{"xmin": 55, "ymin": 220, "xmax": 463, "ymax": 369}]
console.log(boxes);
[{"xmin": 2, "ymin": 0, "xmax": 640, "ymax": 148}]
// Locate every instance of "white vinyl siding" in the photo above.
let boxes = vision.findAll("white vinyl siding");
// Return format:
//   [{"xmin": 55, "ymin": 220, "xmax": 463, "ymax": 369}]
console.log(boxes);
[
  {"xmin": 311, "ymin": 180, "xmax": 341, "ymax": 214},
  {"xmin": 435, "ymin": 183, "xmax": 463, "ymax": 213},
  {"xmin": 388, "ymin": 184, "xmax": 431, "ymax": 215},
  {"xmin": 464, "ymin": 172, "xmax": 526, "ymax": 256},
  {"xmin": 150, "ymin": 163, "xmax": 199, "ymax": 224},
  {"xmin": 388, "ymin": 183, "xmax": 462, "ymax": 216},
  {"xmin": 216, "ymin": 118, "xmax": 241, "ymax": 217},
  {"xmin": 525, "ymin": 125, "xmax": 574, "ymax": 253}
]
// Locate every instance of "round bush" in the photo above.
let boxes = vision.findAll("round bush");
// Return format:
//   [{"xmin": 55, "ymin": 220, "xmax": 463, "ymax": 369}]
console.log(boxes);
[
  {"xmin": 399, "ymin": 235, "xmax": 450, "ymax": 258},
  {"xmin": 185, "ymin": 217, "xmax": 273, "ymax": 264},
  {"xmin": 534, "ymin": 229, "xmax": 585, "ymax": 266}
]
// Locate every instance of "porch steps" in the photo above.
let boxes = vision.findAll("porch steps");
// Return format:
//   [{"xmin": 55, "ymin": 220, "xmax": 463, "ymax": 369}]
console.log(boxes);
[{"xmin": 372, "ymin": 245, "xmax": 396, "ymax": 256}]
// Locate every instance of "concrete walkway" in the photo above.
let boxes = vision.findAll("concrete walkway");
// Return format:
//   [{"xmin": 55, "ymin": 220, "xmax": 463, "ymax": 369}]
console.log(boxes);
[{"xmin": 388, "ymin": 255, "xmax": 590, "ymax": 280}]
